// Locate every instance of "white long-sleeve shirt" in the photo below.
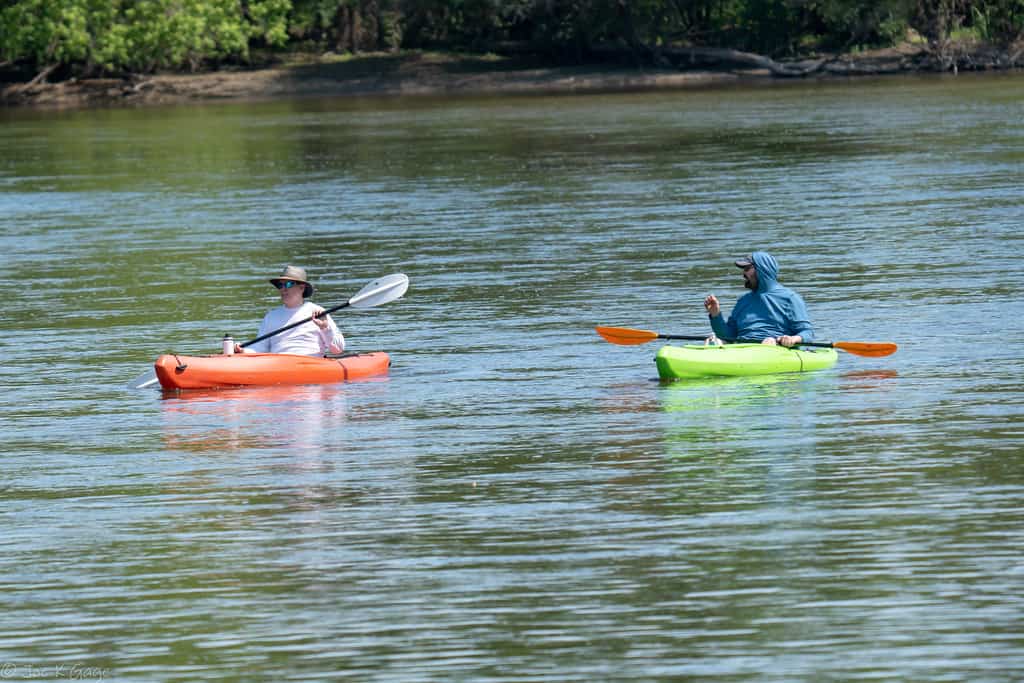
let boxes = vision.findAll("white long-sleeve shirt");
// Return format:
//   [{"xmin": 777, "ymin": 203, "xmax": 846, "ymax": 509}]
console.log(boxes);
[{"xmin": 245, "ymin": 302, "xmax": 345, "ymax": 355}]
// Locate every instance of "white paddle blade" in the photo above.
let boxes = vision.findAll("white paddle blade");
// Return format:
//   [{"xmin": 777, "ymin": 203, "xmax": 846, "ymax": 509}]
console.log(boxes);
[
  {"xmin": 127, "ymin": 369, "xmax": 159, "ymax": 390},
  {"xmin": 348, "ymin": 273, "xmax": 409, "ymax": 309}
]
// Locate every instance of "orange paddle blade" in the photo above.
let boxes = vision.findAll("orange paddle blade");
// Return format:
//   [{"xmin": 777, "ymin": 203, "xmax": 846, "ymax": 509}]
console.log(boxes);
[
  {"xmin": 833, "ymin": 341, "xmax": 898, "ymax": 357},
  {"xmin": 595, "ymin": 326, "xmax": 660, "ymax": 345}
]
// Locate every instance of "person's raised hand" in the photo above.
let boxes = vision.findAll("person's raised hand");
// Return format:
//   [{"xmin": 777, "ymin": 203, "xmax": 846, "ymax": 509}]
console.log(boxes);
[{"xmin": 703, "ymin": 295, "xmax": 720, "ymax": 317}]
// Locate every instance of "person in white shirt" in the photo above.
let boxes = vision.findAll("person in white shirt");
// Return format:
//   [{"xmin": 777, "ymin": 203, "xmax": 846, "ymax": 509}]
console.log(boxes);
[{"xmin": 235, "ymin": 265, "xmax": 345, "ymax": 356}]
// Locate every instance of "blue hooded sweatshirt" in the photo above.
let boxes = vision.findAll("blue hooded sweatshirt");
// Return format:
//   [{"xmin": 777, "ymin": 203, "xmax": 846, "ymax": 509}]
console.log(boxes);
[{"xmin": 709, "ymin": 251, "xmax": 815, "ymax": 343}]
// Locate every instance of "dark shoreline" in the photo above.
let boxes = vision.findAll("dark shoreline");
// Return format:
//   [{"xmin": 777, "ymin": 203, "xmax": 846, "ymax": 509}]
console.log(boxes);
[{"xmin": 2, "ymin": 44, "xmax": 1022, "ymax": 110}]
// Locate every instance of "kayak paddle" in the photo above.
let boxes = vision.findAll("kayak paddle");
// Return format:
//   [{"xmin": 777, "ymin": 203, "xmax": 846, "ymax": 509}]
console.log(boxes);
[
  {"xmin": 595, "ymin": 325, "xmax": 898, "ymax": 358},
  {"xmin": 127, "ymin": 273, "xmax": 410, "ymax": 389}
]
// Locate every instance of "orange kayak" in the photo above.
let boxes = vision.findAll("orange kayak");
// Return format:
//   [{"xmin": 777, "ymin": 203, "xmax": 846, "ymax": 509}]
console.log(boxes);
[{"xmin": 154, "ymin": 352, "xmax": 390, "ymax": 390}]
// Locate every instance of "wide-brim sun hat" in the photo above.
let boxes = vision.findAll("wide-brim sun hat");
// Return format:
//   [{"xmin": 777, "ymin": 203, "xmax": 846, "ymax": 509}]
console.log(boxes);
[{"xmin": 269, "ymin": 265, "xmax": 315, "ymax": 298}]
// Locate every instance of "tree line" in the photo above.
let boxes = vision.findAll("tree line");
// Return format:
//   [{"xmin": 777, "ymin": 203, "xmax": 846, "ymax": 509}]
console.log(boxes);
[{"xmin": 2, "ymin": 0, "xmax": 1022, "ymax": 80}]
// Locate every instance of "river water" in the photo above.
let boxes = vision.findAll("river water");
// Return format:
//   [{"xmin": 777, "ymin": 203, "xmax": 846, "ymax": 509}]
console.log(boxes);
[{"xmin": 2, "ymin": 73, "xmax": 1023, "ymax": 681}]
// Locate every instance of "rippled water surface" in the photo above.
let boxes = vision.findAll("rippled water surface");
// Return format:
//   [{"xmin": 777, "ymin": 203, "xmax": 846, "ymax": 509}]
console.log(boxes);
[{"xmin": 2, "ymin": 73, "xmax": 1023, "ymax": 681}]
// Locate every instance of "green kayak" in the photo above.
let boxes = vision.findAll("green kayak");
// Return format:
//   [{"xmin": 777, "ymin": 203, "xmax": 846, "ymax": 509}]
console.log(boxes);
[{"xmin": 655, "ymin": 343, "xmax": 839, "ymax": 380}]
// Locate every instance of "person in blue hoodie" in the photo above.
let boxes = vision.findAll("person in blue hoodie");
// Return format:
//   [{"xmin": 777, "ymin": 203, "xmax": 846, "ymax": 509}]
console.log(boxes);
[{"xmin": 703, "ymin": 251, "xmax": 814, "ymax": 347}]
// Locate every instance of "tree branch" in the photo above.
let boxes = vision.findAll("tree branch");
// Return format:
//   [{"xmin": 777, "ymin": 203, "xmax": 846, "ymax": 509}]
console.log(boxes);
[{"xmin": 27, "ymin": 64, "xmax": 58, "ymax": 86}]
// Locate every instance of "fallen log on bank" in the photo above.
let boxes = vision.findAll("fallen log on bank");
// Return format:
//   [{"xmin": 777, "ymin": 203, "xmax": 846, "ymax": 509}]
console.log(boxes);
[{"xmin": 662, "ymin": 47, "xmax": 829, "ymax": 77}]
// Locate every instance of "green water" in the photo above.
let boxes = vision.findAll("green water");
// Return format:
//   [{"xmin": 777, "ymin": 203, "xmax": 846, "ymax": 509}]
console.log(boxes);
[{"xmin": 2, "ymin": 73, "xmax": 1023, "ymax": 681}]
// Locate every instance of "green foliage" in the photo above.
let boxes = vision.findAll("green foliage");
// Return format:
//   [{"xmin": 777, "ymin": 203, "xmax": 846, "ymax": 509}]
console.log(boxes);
[
  {"xmin": 729, "ymin": 0, "xmax": 806, "ymax": 54},
  {"xmin": 969, "ymin": 0, "xmax": 1024, "ymax": 43},
  {"xmin": 0, "ymin": 0, "xmax": 87, "ymax": 66},
  {"xmin": 813, "ymin": 0, "xmax": 915, "ymax": 49},
  {"xmin": 0, "ymin": 0, "xmax": 291, "ymax": 75},
  {"xmin": 288, "ymin": 0, "xmax": 342, "ymax": 41},
  {"xmin": 903, "ymin": 0, "xmax": 1022, "ymax": 43},
  {"xmin": 2, "ymin": 0, "xmax": 1021, "ymax": 77},
  {"xmin": 253, "ymin": 0, "xmax": 292, "ymax": 45},
  {"xmin": 399, "ymin": 0, "xmax": 508, "ymax": 49},
  {"xmin": 287, "ymin": 0, "xmax": 405, "ymax": 52}
]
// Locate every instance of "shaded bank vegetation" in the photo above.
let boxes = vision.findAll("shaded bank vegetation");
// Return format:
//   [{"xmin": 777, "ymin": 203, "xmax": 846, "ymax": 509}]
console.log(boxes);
[{"xmin": 2, "ymin": 0, "xmax": 1022, "ymax": 87}]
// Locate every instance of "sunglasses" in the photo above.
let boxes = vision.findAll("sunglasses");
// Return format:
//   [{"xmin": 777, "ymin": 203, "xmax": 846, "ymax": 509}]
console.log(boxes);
[{"xmin": 275, "ymin": 280, "xmax": 300, "ymax": 290}]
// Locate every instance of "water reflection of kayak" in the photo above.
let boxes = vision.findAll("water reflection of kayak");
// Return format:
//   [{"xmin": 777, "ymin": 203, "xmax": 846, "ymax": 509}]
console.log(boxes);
[
  {"xmin": 655, "ymin": 343, "xmax": 838, "ymax": 380},
  {"xmin": 154, "ymin": 351, "xmax": 390, "ymax": 390},
  {"xmin": 159, "ymin": 382, "xmax": 347, "ymax": 453},
  {"xmin": 659, "ymin": 371, "xmax": 814, "ymax": 411}
]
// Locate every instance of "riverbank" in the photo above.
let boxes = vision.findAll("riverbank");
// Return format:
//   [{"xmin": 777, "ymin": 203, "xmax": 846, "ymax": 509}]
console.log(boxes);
[{"xmin": 2, "ymin": 42, "xmax": 1021, "ymax": 109}]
